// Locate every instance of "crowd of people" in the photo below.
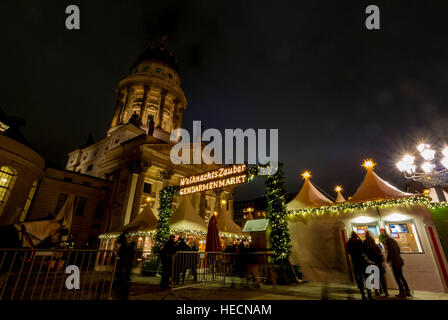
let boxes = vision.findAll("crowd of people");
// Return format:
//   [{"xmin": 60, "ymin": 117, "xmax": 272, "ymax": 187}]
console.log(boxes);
[
  {"xmin": 116, "ymin": 230, "xmax": 409, "ymax": 300},
  {"xmin": 160, "ymin": 235, "xmax": 199, "ymax": 288},
  {"xmin": 159, "ymin": 236, "xmax": 265, "ymax": 289},
  {"xmin": 347, "ymin": 230, "xmax": 410, "ymax": 300}
]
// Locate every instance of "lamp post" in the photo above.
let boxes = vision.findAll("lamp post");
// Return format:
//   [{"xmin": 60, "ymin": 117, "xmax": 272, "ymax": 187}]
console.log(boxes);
[{"xmin": 396, "ymin": 143, "xmax": 448, "ymax": 189}]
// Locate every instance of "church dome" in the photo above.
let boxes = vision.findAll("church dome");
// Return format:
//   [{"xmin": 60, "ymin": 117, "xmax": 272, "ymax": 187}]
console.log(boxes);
[{"xmin": 131, "ymin": 44, "xmax": 180, "ymax": 73}]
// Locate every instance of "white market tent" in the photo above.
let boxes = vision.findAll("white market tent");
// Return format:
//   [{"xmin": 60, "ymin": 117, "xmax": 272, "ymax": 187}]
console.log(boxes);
[
  {"xmin": 335, "ymin": 190, "xmax": 346, "ymax": 203},
  {"xmin": 348, "ymin": 167, "xmax": 412, "ymax": 202},
  {"xmin": 287, "ymin": 162, "xmax": 448, "ymax": 293},
  {"xmin": 122, "ymin": 204, "xmax": 158, "ymax": 232},
  {"xmin": 170, "ymin": 196, "xmax": 208, "ymax": 232},
  {"xmin": 286, "ymin": 175, "xmax": 333, "ymax": 210},
  {"xmin": 217, "ymin": 210, "xmax": 243, "ymax": 235}
]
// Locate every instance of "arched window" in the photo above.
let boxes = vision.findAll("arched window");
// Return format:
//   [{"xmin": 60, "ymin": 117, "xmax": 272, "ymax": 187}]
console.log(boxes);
[
  {"xmin": 0, "ymin": 166, "xmax": 17, "ymax": 209},
  {"xmin": 19, "ymin": 180, "xmax": 38, "ymax": 222}
]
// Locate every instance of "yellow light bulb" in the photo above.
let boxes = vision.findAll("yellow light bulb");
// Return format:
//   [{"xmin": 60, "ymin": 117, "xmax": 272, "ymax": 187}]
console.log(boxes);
[
  {"xmin": 301, "ymin": 170, "xmax": 312, "ymax": 180},
  {"xmin": 362, "ymin": 158, "xmax": 376, "ymax": 170},
  {"xmin": 334, "ymin": 185, "xmax": 343, "ymax": 193},
  {"xmin": 221, "ymin": 199, "xmax": 227, "ymax": 205}
]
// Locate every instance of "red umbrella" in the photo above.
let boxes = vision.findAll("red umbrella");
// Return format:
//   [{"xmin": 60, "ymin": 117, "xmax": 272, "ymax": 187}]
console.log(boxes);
[{"xmin": 205, "ymin": 214, "xmax": 222, "ymax": 252}]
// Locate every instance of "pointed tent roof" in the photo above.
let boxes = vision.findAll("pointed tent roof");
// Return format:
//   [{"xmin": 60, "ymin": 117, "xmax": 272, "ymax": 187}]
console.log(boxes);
[
  {"xmin": 216, "ymin": 211, "xmax": 243, "ymax": 235},
  {"xmin": 335, "ymin": 191, "xmax": 346, "ymax": 203},
  {"xmin": 349, "ymin": 168, "xmax": 412, "ymax": 202},
  {"xmin": 122, "ymin": 204, "xmax": 158, "ymax": 232},
  {"xmin": 170, "ymin": 196, "xmax": 208, "ymax": 232},
  {"xmin": 286, "ymin": 176, "xmax": 333, "ymax": 210}
]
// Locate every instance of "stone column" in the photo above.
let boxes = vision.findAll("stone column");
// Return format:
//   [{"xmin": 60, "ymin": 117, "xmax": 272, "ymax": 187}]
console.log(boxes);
[
  {"xmin": 122, "ymin": 160, "xmax": 148, "ymax": 226},
  {"xmin": 110, "ymin": 91, "xmax": 124, "ymax": 127},
  {"xmin": 104, "ymin": 169, "xmax": 121, "ymax": 232},
  {"xmin": 156, "ymin": 89, "xmax": 168, "ymax": 129},
  {"xmin": 140, "ymin": 85, "xmax": 150, "ymax": 128},
  {"xmin": 121, "ymin": 87, "xmax": 136, "ymax": 124},
  {"xmin": 176, "ymin": 106, "xmax": 185, "ymax": 130},
  {"xmin": 129, "ymin": 161, "xmax": 150, "ymax": 222},
  {"xmin": 152, "ymin": 180, "xmax": 164, "ymax": 218}
]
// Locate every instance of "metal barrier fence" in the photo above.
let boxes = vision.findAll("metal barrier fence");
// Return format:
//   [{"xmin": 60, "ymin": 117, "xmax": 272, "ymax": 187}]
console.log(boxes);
[
  {"xmin": 170, "ymin": 251, "xmax": 278, "ymax": 291},
  {"xmin": 0, "ymin": 249, "xmax": 117, "ymax": 300}
]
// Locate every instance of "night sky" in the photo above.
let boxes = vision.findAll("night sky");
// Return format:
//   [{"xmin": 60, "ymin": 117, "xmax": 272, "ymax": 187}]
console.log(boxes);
[{"xmin": 1, "ymin": 1, "xmax": 448, "ymax": 200}]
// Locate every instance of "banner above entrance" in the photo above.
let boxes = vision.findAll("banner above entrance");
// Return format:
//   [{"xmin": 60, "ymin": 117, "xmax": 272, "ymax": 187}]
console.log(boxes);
[{"xmin": 179, "ymin": 164, "xmax": 248, "ymax": 195}]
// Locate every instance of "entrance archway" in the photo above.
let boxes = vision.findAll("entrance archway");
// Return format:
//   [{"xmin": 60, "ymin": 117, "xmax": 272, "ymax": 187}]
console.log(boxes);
[{"xmin": 154, "ymin": 162, "xmax": 291, "ymax": 264}]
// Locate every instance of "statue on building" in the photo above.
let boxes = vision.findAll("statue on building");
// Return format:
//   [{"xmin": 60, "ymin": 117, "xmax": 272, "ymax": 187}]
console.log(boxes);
[{"xmin": 128, "ymin": 111, "xmax": 142, "ymax": 127}]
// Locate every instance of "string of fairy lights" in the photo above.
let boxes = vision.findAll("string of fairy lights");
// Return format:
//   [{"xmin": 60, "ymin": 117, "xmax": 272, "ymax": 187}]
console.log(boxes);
[{"xmin": 99, "ymin": 159, "xmax": 448, "ymax": 263}]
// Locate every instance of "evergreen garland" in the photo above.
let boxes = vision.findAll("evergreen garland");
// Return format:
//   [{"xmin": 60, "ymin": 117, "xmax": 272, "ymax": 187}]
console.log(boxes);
[
  {"xmin": 248, "ymin": 163, "xmax": 291, "ymax": 265},
  {"xmin": 264, "ymin": 163, "xmax": 291, "ymax": 264},
  {"xmin": 154, "ymin": 185, "xmax": 179, "ymax": 251}
]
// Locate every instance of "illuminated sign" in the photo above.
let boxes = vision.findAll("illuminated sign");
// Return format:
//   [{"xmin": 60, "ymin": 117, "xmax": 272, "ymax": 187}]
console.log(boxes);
[{"xmin": 179, "ymin": 164, "xmax": 248, "ymax": 195}]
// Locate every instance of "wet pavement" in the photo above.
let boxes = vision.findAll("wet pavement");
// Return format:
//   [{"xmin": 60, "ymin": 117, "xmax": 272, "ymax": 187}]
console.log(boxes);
[{"xmin": 126, "ymin": 274, "xmax": 448, "ymax": 300}]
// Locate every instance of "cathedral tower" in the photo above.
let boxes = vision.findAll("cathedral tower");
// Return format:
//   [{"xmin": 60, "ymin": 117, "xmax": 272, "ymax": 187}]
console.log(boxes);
[{"xmin": 108, "ymin": 43, "xmax": 187, "ymax": 141}]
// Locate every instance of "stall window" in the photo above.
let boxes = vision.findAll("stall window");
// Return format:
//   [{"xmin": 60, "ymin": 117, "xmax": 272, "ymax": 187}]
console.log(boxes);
[
  {"xmin": 352, "ymin": 223, "xmax": 380, "ymax": 242},
  {"xmin": 385, "ymin": 221, "xmax": 422, "ymax": 253}
]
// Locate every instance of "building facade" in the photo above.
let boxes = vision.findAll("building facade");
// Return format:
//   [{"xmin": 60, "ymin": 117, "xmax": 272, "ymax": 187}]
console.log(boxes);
[{"xmin": 65, "ymin": 44, "xmax": 236, "ymax": 236}]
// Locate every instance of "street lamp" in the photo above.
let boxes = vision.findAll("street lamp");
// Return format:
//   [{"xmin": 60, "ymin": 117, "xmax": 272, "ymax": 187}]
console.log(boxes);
[{"xmin": 396, "ymin": 143, "xmax": 448, "ymax": 188}]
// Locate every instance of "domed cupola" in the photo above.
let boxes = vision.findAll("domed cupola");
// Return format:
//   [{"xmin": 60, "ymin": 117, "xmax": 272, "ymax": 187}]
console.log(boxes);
[{"xmin": 108, "ymin": 39, "xmax": 187, "ymax": 141}]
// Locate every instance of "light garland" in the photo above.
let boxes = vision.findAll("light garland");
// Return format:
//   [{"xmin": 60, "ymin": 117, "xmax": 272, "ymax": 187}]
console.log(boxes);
[
  {"xmin": 287, "ymin": 195, "xmax": 431, "ymax": 218},
  {"xmin": 154, "ymin": 185, "xmax": 179, "ymax": 250},
  {"xmin": 249, "ymin": 163, "xmax": 291, "ymax": 265},
  {"xmin": 429, "ymin": 201, "xmax": 448, "ymax": 210}
]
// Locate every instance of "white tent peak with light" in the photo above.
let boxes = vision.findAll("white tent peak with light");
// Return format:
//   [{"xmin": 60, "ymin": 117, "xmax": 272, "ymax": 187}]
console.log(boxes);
[
  {"xmin": 286, "ymin": 170, "xmax": 333, "ymax": 210},
  {"xmin": 348, "ymin": 159, "xmax": 412, "ymax": 202},
  {"xmin": 334, "ymin": 186, "xmax": 346, "ymax": 203},
  {"xmin": 170, "ymin": 195, "xmax": 208, "ymax": 232}
]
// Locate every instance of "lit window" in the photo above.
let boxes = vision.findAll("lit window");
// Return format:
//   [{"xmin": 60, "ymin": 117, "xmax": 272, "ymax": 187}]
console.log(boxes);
[
  {"xmin": 351, "ymin": 222, "xmax": 381, "ymax": 242},
  {"xmin": 385, "ymin": 221, "xmax": 422, "ymax": 253},
  {"xmin": 20, "ymin": 180, "xmax": 38, "ymax": 221},
  {"xmin": 0, "ymin": 166, "xmax": 17, "ymax": 208}
]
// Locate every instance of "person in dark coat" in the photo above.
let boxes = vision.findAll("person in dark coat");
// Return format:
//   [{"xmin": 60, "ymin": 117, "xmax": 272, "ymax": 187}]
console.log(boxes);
[
  {"xmin": 363, "ymin": 231, "xmax": 388, "ymax": 296},
  {"xmin": 160, "ymin": 235, "xmax": 177, "ymax": 289},
  {"xmin": 174, "ymin": 238, "xmax": 190, "ymax": 284},
  {"xmin": 189, "ymin": 241, "xmax": 198, "ymax": 282},
  {"xmin": 116, "ymin": 233, "xmax": 136, "ymax": 300},
  {"xmin": 384, "ymin": 232, "xmax": 410, "ymax": 298},
  {"xmin": 347, "ymin": 232, "xmax": 371, "ymax": 300}
]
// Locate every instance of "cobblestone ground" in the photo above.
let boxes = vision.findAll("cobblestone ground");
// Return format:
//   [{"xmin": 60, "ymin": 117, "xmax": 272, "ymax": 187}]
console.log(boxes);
[{"xmin": 126, "ymin": 275, "xmax": 448, "ymax": 300}]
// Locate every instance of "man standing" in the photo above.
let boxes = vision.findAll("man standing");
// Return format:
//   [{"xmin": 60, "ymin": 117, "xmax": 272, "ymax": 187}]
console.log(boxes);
[
  {"xmin": 384, "ymin": 233, "xmax": 411, "ymax": 298},
  {"xmin": 363, "ymin": 231, "xmax": 388, "ymax": 296},
  {"xmin": 347, "ymin": 232, "xmax": 371, "ymax": 300},
  {"xmin": 160, "ymin": 235, "xmax": 177, "ymax": 289}
]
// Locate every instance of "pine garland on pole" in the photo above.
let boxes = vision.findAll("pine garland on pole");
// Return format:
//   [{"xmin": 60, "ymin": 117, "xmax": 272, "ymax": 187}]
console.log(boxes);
[
  {"xmin": 154, "ymin": 185, "xmax": 179, "ymax": 251},
  {"xmin": 264, "ymin": 163, "xmax": 291, "ymax": 264},
  {"xmin": 248, "ymin": 162, "xmax": 291, "ymax": 265}
]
